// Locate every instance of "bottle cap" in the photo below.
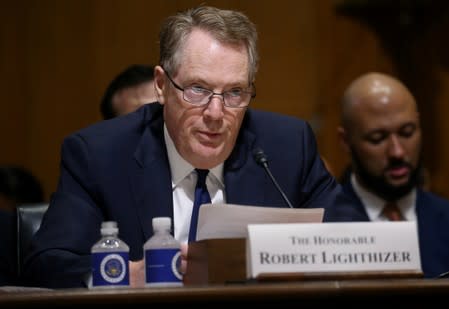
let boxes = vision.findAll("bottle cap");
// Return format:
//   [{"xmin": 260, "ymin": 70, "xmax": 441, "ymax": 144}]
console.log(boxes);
[
  {"xmin": 152, "ymin": 217, "xmax": 171, "ymax": 231},
  {"xmin": 101, "ymin": 221, "xmax": 118, "ymax": 235}
]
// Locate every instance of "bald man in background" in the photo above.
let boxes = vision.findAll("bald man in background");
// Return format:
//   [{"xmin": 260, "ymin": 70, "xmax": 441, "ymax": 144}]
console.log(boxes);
[{"xmin": 337, "ymin": 72, "xmax": 449, "ymax": 278}]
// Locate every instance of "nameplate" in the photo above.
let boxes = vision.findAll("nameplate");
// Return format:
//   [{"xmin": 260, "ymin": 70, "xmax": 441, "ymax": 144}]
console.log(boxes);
[{"xmin": 246, "ymin": 222, "xmax": 422, "ymax": 279}]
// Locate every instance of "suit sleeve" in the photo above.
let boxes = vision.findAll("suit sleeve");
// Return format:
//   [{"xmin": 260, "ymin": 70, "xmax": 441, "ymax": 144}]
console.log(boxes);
[
  {"xmin": 290, "ymin": 122, "xmax": 364, "ymax": 222},
  {"xmin": 21, "ymin": 134, "xmax": 103, "ymax": 288}
]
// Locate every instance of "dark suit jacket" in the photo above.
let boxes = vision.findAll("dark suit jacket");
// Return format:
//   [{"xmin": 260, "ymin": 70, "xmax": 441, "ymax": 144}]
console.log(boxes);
[
  {"xmin": 341, "ymin": 181, "xmax": 449, "ymax": 278},
  {"xmin": 22, "ymin": 103, "xmax": 352, "ymax": 288},
  {"xmin": 0, "ymin": 209, "xmax": 16, "ymax": 286}
]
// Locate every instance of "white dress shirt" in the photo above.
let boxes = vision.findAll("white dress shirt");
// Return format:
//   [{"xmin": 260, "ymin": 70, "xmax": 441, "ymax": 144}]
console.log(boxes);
[
  {"xmin": 164, "ymin": 125, "xmax": 225, "ymax": 243},
  {"xmin": 350, "ymin": 173, "xmax": 417, "ymax": 221}
]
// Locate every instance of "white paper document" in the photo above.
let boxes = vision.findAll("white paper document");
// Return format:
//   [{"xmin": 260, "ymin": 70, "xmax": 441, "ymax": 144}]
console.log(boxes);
[{"xmin": 195, "ymin": 203, "xmax": 324, "ymax": 241}]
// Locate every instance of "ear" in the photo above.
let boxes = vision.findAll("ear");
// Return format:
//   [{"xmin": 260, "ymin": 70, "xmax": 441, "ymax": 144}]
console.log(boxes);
[
  {"xmin": 337, "ymin": 126, "xmax": 351, "ymax": 154},
  {"xmin": 154, "ymin": 66, "xmax": 166, "ymax": 105}
]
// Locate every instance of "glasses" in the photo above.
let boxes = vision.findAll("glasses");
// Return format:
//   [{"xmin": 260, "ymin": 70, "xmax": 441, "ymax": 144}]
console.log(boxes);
[{"xmin": 164, "ymin": 70, "xmax": 255, "ymax": 108}]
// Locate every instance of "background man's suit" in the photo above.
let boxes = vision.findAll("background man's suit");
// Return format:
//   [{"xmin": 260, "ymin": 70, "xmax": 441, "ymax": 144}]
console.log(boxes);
[
  {"xmin": 341, "ymin": 181, "xmax": 449, "ymax": 278},
  {"xmin": 23, "ymin": 103, "xmax": 353, "ymax": 288}
]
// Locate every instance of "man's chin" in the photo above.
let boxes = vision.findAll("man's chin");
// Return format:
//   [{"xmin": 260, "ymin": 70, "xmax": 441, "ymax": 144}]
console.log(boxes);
[
  {"xmin": 375, "ymin": 178, "xmax": 415, "ymax": 200},
  {"xmin": 196, "ymin": 144, "xmax": 221, "ymax": 156},
  {"xmin": 192, "ymin": 146, "xmax": 225, "ymax": 167},
  {"xmin": 386, "ymin": 177, "xmax": 410, "ymax": 188}
]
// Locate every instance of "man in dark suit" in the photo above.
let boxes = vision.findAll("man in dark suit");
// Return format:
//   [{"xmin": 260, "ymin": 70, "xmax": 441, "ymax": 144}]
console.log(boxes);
[
  {"xmin": 22, "ymin": 6, "xmax": 349, "ymax": 289},
  {"xmin": 337, "ymin": 72, "xmax": 449, "ymax": 278}
]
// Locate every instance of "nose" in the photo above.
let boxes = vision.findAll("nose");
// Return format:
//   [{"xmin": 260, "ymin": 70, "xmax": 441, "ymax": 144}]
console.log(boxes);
[
  {"xmin": 203, "ymin": 96, "xmax": 225, "ymax": 120},
  {"xmin": 387, "ymin": 135, "xmax": 406, "ymax": 158}
]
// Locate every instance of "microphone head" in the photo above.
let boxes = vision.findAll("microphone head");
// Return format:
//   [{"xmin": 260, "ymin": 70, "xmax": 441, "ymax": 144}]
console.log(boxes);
[{"xmin": 253, "ymin": 148, "xmax": 268, "ymax": 166}]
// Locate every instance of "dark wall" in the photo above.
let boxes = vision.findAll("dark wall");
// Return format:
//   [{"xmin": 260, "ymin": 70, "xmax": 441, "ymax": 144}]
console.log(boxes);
[{"xmin": 1, "ymin": 0, "xmax": 448, "ymax": 199}]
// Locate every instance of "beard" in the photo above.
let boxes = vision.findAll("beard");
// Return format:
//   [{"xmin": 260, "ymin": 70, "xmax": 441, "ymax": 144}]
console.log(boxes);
[{"xmin": 351, "ymin": 149, "xmax": 421, "ymax": 202}]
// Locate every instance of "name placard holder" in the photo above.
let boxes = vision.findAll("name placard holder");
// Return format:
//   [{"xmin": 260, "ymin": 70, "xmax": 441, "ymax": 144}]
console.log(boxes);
[{"xmin": 246, "ymin": 222, "xmax": 423, "ymax": 281}]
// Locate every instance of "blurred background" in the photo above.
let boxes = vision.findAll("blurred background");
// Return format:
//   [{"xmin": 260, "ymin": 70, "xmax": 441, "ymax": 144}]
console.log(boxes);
[{"xmin": 2, "ymin": 0, "xmax": 449, "ymax": 201}]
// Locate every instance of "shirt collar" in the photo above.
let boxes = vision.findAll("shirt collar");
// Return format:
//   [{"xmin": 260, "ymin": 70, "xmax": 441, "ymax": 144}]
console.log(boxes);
[
  {"xmin": 351, "ymin": 173, "xmax": 416, "ymax": 221},
  {"xmin": 164, "ymin": 124, "xmax": 224, "ymax": 188}
]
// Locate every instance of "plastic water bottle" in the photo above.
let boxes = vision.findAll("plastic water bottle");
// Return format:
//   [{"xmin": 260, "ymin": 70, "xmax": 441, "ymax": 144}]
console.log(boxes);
[
  {"xmin": 91, "ymin": 221, "xmax": 130, "ymax": 288},
  {"xmin": 144, "ymin": 217, "xmax": 183, "ymax": 287}
]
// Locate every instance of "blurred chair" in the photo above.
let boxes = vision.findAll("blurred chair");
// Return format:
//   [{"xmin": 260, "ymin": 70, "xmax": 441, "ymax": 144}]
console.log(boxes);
[{"xmin": 16, "ymin": 203, "xmax": 48, "ymax": 277}]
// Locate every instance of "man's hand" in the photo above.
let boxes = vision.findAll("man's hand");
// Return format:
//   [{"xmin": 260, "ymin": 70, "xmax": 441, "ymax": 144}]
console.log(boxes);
[
  {"xmin": 180, "ymin": 243, "xmax": 189, "ymax": 276},
  {"xmin": 129, "ymin": 260, "xmax": 145, "ymax": 288}
]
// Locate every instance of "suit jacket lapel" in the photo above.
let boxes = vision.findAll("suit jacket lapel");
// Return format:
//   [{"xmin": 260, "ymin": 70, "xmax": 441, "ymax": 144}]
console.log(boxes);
[
  {"xmin": 224, "ymin": 124, "xmax": 268, "ymax": 206},
  {"xmin": 129, "ymin": 106, "xmax": 173, "ymax": 241},
  {"xmin": 342, "ymin": 182, "xmax": 370, "ymax": 221},
  {"xmin": 415, "ymin": 190, "xmax": 441, "ymax": 247}
]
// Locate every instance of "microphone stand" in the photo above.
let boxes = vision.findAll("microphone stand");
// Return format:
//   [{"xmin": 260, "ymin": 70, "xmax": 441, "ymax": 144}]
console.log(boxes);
[{"xmin": 253, "ymin": 148, "xmax": 294, "ymax": 208}]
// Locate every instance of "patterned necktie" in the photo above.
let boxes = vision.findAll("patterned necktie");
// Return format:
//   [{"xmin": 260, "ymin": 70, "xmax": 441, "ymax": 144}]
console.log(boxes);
[
  {"xmin": 188, "ymin": 169, "xmax": 211, "ymax": 242},
  {"xmin": 382, "ymin": 202, "xmax": 403, "ymax": 221}
]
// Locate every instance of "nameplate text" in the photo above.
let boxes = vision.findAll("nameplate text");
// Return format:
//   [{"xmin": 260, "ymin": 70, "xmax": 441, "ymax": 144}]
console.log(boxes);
[{"xmin": 246, "ymin": 222, "xmax": 421, "ymax": 279}]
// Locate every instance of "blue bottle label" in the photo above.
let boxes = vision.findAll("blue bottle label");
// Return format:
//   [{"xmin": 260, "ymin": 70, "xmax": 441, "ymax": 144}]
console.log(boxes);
[
  {"xmin": 92, "ymin": 252, "xmax": 129, "ymax": 287},
  {"xmin": 145, "ymin": 248, "xmax": 182, "ymax": 284}
]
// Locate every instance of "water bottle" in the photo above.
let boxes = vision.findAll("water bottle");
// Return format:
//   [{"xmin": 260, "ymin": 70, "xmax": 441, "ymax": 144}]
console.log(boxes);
[
  {"xmin": 91, "ymin": 221, "xmax": 130, "ymax": 288},
  {"xmin": 144, "ymin": 217, "xmax": 183, "ymax": 287}
]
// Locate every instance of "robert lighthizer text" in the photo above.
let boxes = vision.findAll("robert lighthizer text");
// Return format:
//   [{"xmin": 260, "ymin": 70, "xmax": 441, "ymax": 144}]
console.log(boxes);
[{"xmin": 259, "ymin": 251, "xmax": 411, "ymax": 265}]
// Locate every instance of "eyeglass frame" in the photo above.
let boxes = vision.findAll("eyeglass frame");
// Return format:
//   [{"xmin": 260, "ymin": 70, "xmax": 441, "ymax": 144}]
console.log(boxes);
[{"xmin": 163, "ymin": 69, "xmax": 256, "ymax": 108}]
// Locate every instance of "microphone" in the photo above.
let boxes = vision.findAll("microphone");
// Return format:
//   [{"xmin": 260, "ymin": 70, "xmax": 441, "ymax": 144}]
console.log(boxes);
[
  {"xmin": 253, "ymin": 148, "xmax": 294, "ymax": 208},
  {"xmin": 437, "ymin": 270, "xmax": 449, "ymax": 279}
]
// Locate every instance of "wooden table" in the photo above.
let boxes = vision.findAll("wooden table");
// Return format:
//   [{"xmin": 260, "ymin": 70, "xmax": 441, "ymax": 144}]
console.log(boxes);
[{"xmin": 1, "ymin": 278, "xmax": 449, "ymax": 307}]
